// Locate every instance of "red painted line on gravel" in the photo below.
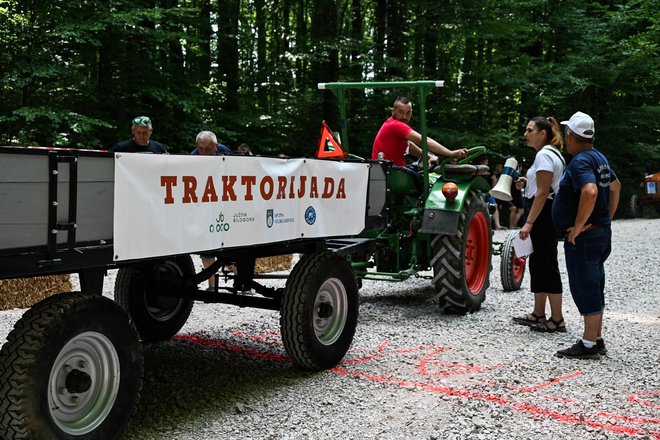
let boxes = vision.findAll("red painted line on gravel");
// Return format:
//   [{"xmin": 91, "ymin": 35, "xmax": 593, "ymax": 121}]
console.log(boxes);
[
  {"xmin": 174, "ymin": 334, "xmax": 291, "ymax": 363},
  {"xmin": 230, "ymin": 330, "xmax": 283, "ymax": 345},
  {"xmin": 515, "ymin": 371, "xmax": 583, "ymax": 393},
  {"xmin": 331, "ymin": 367, "xmax": 656, "ymax": 437},
  {"xmin": 629, "ymin": 391, "xmax": 660, "ymax": 409},
  {"xmin": 342, "ymin": 345, "xmax": 437, "ymax": 365},
  {"xmin": 176, "ymin": 333, "xmax": 660, "ymax": 438},
  {"xmin": 598, "ymin": 412, "xmax": 660, "ymax": 425},
  {"xmin": 417, "ymin": 348, "xmax": 505, "ymax": 378}
]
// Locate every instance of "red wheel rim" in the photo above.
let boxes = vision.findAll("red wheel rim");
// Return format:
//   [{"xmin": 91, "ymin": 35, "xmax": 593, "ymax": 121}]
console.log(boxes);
[
  {"xmin": 512, "ymin": 256, "xmax": 526, "ymax": 281},
  {"xmin": 464, "ymin": 211, "xmax": 490, "ymax": 295}
]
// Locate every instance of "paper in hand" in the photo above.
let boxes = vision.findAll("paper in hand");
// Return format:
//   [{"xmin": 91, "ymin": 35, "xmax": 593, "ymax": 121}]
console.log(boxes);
[{"xmin": 512, "ymin": 231, "xmax": 533, "ymax": 257}]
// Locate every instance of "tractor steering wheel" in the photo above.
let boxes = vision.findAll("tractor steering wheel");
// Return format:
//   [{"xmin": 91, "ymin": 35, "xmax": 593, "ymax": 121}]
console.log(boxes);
[{"xmin": 439, "ymin": 146, "xmax": 487, "ymax": 166}]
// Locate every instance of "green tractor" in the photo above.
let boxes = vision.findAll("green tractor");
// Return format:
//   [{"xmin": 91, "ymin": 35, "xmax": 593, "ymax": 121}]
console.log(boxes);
[{"xmin": 318, "ymin": 81, "xmax": 493, "ymax": 313}]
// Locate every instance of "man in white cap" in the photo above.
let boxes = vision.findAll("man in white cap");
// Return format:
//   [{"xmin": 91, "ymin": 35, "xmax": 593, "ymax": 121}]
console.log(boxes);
[{"xmin": 551, "ymin": 111, "xmax": 621, "ymax": 359}]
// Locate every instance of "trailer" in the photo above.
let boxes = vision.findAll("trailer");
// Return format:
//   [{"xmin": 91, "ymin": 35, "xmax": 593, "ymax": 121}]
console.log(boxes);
[{"xmin": 0, "ymin": 146, "xmax": 386, "ymax": 439}]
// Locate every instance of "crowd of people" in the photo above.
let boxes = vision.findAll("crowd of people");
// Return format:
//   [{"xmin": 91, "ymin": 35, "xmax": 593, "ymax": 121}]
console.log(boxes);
[
  {"xmin": 111, "ymin": 104, "xmax": 621, "ymax": 360},
  {"xmin": 109, "ymin": 116, "xmax": 253, "ymax": 157},
  {"xmin": 371, "ymin": 98, "xmax": 620, "ymax": 360}
]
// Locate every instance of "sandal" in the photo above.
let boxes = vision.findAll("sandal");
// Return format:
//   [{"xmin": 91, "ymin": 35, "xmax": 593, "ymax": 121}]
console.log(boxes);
[
  {"xmin": 530, "ymin": 317, "xmax": 567, "ymax": 333},
  {"xmin": 512, "ymin": 312, "xmax": 545, "ymax": 327}
]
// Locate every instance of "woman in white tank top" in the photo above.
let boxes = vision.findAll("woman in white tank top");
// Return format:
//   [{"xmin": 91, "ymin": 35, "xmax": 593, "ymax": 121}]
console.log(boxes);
[{"xmin": 512, "ymin": 116, "xmax": 567, "ymax": 333}]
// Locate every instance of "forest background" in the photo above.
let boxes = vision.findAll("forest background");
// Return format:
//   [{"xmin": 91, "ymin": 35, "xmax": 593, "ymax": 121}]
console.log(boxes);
[{"xmin": 1, "ymin": 0, "xmax": 658, "ymax": 207}]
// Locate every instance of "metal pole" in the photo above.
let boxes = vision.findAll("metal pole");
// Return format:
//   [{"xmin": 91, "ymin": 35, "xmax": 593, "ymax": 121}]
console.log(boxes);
[{"xmin": 418, "ymin": 86, "xmax": 430, "ymax": 200}]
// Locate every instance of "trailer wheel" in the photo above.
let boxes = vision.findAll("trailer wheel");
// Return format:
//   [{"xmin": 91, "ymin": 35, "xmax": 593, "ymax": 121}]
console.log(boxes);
[
  {"xmin": 281, "ymin": 251, "xmax": 358, "ymax": 370},
  {"xmin": 500, "ymin": 231, "xmax": 526, "ymax": 291},
  {"xmin": 629, "ymin": 194, "xmax": 643, "ymax": 218},
  {"xmin": 0, "ymin": 292, "xmax": 142, "ymax": 440},
  {"xmin": 431, "ymin": 190, "xmax": 492, "ymax": 314},
  {"xmin": 115, "ymin": 255, "xmax": 195, "ymax": 342}
]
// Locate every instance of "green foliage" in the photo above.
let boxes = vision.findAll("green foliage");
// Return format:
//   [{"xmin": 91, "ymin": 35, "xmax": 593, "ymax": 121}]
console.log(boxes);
[{"xmin": 0, "ymin": 0, "xmax": 657, "ymax": 197}]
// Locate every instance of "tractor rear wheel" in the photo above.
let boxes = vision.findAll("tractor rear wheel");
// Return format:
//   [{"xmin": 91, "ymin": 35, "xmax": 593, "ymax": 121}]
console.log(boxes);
[{"xmin": 431, "ymin": 190, "xmax": 492, "ymax": 314}]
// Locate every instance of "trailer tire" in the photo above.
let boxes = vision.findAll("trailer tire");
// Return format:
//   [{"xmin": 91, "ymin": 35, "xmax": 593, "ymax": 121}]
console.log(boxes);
[
  {"xmin": 115, "ymin": 255, "xmax": 195, "ymax": 342},
  {"xmin": 0, "ymin": 292, "xmax": 142, "ymax": 440},
  {"xmin": 431, "ymin": 190, "xmax": 492, "ymax": 314},
  {"xmin": 500, "ymin": 231, "xmax": 526, "ymax": 291},
  {"xmin": 281, "ymin": 251, "xmax": 358, "ymax": 370}
]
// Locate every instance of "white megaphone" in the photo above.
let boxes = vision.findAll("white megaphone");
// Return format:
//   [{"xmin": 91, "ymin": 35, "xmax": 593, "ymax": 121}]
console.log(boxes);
[{"xmin": 490, "ymin": 157, "xmax": 519, "ymax": 202}]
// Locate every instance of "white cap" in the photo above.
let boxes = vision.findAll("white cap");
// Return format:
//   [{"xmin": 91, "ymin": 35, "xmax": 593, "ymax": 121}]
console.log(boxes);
[{"xmin": 561, "ymin": 111, "xmax": 595, "ymax": 138}]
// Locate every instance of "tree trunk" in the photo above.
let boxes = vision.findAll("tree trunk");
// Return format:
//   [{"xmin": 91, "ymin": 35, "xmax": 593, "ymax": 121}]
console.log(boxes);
[
  {"xmin": 255, "ymin": 0, "xmax": 268, "ymax": 110},
  {"xmin": 311, "ymin": 0, "xmax": 339, "ymax": 126},
  {"xmin": 385, "ymin": 0, "xmax": 407, "ymax": 79},
  {"xmin": 373, "ymin": 0, "xmax": 386, "ymax": 78},
  {"xmin": 218, "ymin": 0, "xmax": 240, "ymax": 111},
  {"xmin": 295, "ymin": 0, "xmax": 308, "ymax": 90}
]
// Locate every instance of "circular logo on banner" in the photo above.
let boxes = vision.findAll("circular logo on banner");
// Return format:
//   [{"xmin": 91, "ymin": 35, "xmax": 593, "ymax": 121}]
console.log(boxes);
[{"xmin": 305, "ymin": 206, "xmax": 316, "ymax": 225}]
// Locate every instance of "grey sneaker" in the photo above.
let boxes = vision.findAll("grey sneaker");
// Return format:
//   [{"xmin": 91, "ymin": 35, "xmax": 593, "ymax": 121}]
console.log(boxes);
[
  {"xmin": 556, "ymin": 339, "xmax": 600, "ymax": 360},
  {"xmin": 596, "ymin": 338, "xmax": 607, "ymax": 355}
]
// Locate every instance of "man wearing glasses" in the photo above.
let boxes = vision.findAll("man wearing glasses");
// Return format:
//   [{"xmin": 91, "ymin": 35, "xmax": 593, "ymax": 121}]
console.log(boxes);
[{"xmin": 110, "ymin": 116, "xmax": 166, "ymax": 154}]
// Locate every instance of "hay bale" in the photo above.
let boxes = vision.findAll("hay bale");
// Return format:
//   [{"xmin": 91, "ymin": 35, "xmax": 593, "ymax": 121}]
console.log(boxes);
[
  {"xmin": 255, "ymin": 254, "xmax": 293, "ymax": 274},
  {"xmin": 0, "ymin": 275, "xmax": 72, "ymax": 310}
]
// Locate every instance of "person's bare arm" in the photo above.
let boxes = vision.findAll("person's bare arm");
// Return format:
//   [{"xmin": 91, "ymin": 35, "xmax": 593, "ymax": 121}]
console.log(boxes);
[
  {"xmin": 406, "ymin": 129, "xmax": 467, "ymax": 159},
  {"xmin": 567, "ymin": 182, "xmax": 598, "ymax": 244},
  {"xmin": 609, "ymin": 178, "xmax": 621, "ymax": 219},
  {"xmin": 518, "ymin": 170, "xmax": 553, "ymax": 240}
]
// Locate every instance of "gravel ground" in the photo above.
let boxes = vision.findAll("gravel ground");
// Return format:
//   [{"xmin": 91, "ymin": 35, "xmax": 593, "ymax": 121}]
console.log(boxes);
[{"xmin": 1, "ymin": 218, "xmax": 659, "ymax": 439}]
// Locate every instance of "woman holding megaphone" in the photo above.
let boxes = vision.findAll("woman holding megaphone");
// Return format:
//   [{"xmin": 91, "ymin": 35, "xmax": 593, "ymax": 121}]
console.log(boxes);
[{"xmin": 512, "ymin": 116, "xmax": 567, "ymax": 333}]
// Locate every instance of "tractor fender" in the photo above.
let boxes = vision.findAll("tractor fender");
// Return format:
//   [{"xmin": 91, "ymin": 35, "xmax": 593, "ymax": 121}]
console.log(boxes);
[{"xmin": 420, "ymin": 176, "xmax": 490, "ymax": 235}]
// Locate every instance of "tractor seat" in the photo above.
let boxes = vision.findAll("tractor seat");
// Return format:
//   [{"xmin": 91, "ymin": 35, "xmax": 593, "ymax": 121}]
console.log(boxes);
[
  {"xmin": 440, "ymin": 164, "xmax": 491, "ymax": 176},
  {"xmin": 389, "ymin": 165, "xmax": 423, "ymax": 196}
]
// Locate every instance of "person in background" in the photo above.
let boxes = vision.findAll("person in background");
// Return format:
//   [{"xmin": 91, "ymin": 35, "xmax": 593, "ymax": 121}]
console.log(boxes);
[
  {"xmin": 489, "ymin": 162, "xmax": 505, "ymax": 230},
  {"xmin": 191, "ymin": 131, "xmax": 231, "ymax": 155},
  {"xmin": 478, "ymin": 155, "xmax": 502, "ymax": 230},
  {"xmin": 235, "ymin": 143, "xmax": 253, "ymax": 155},
  {"xmin": 512, "ymin": 116, "xmax": 566, "ymax": 333},
  {"xmin": 509, "ymin": 162, "xmax": 525, "ymax": 228},
  {"xmin": 372, "ymin": 96, "xmax": 467, "ymax": 166},
  {"xmin": 191, "ymin": 131, "xmax": 228, "ymax": 290},
  {"xmin": 110, "ymin": 116, "xmax": 165, "ymax": 153},
  {"xmin": 553, "ymin": 111, "xmax": 620, "ymax": 359}
]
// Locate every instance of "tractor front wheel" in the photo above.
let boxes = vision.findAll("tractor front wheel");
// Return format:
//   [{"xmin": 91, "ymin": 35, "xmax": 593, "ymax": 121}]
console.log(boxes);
[{"xmin": 500, "ymin": 231, "xmax": 526, "ymax": 291}]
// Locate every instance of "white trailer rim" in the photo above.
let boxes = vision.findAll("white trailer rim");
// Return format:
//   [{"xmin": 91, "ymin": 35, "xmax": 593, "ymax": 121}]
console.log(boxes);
[
  {"xmin": 48, "ymin": 331, "xmax": 120, "ymax": 435},
  {"xmin": 313, "ymin": 277, "xmax": 348, "ymax": 345}
]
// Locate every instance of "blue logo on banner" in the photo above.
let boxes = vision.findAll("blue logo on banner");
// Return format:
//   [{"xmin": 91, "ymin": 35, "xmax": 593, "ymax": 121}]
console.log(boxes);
[{"xmin": 305, "ymin": 206, "xmax": 316, "ymax": 225}]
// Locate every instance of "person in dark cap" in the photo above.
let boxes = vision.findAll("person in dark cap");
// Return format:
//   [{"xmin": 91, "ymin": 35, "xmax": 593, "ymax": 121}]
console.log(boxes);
[{"xmin": 552, "ymin": 111, "xmax": 621, "ymax": 359}]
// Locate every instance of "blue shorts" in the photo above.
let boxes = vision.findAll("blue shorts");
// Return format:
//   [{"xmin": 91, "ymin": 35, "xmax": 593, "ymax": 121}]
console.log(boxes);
[{"xmin": 564, "ymin": 225, "xmax": 611, "ymax": 315}]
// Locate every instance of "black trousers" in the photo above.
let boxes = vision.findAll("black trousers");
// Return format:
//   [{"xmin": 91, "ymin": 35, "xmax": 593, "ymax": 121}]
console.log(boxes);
[{"xmin": 525, "ymin": 197, "xmax": 563, "ymax": 294}]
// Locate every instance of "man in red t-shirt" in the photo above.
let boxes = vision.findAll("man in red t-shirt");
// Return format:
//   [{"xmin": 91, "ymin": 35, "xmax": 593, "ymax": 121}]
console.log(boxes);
[{"xmin": 372, "ymin": 97, "xmax": 467, "ymax": 166}]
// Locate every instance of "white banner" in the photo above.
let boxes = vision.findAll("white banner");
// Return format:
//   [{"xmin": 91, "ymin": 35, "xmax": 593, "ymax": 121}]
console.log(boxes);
[{"xmin": 113, "ymin": 154, "xmax": 369, "ymax": 261}]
